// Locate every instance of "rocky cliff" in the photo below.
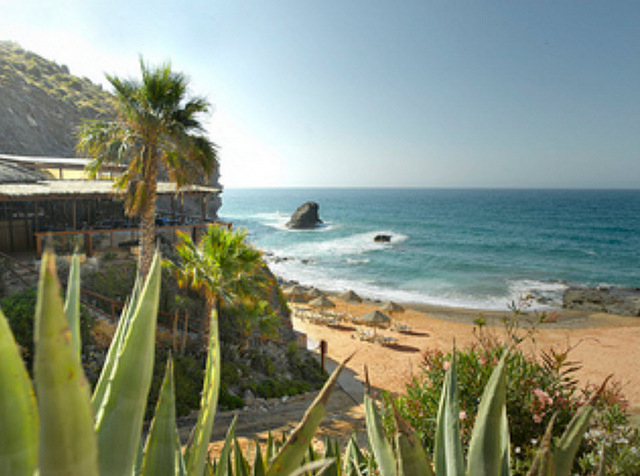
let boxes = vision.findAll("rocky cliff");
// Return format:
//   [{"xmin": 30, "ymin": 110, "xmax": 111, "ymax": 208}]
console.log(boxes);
[{"xmin": 0, "ymin": 41, "xmax": 115, "ymax": 156}]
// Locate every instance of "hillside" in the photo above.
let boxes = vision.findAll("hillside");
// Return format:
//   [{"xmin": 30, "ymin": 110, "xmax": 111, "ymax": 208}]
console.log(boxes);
[{"xmin": 0, "ymin": 41, "xmax": 115, "ymax": 157}]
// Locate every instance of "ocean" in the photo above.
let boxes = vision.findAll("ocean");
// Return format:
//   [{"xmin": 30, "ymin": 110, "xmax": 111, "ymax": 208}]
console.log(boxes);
[{"xmin": 218, "ymin": 188, "xmax": 640, "ymax": 311}]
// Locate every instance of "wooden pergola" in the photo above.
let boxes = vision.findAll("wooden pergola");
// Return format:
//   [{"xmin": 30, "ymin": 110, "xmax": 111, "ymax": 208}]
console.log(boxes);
[{"xmin": 0, "ymin": 179, "xmax": 222, "ymax": 257}]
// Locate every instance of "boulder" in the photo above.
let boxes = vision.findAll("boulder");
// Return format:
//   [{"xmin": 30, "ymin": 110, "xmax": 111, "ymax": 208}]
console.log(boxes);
[
  {"xmin": 374, "ymin": 234, "xmax": 392, "ymax": 243},
  {"xmin": 286, "ymin": 202, "xmax": 323, "ymax": 229},
  {"xmin": 563, "ymin": 286, "xmax": 640, "ymax": 317}
]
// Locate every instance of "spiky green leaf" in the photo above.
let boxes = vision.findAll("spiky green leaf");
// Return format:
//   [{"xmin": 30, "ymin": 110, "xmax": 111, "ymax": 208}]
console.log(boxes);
[
  {"xmin": 343, "ymin": 435, "xmax": 367, "ymax": 476},
  {"xmin": 553, "ymin": 399, "xmax": 596, "ymax": 476},
  {"xmin": 364, "ymin": 389, "xmax": 396, "ymax": 476},
  {"xmin": 91, "ymin": 277, "xmax": 142, "ymax": 413},
  {"xmin": 434, "ymin": 351, "xmax": 464, "ymax": 476},
  {"xmin": 64, "ymin": 253, "xmax": 82, "ymax": 360},
  {"xmin": 214, "ymin": 416, "xmax": 237, "ymax": 476},
  {"xmin": 35, "ymin": 252, "xmax": 98, "ymax": 476},
  {"xmin": 266, "ymin": 354, "xmax": 353, "ymax": 476},
  {"xmin": 393, "ymin": 404, "xmax": 433, "ymax": 476},
  {"xmin": 94, "ymin": 252, "xmax": 161, "ymax": 476},
  {"xmin": 0, "ymin": 308, "xmax": 38, "ymax": 476},
  {"xmin": 252, "ymin": 439, "xmax": 265, "ymax": 476},
  {"xmin": 185, "ymin": 309, "xmax": 222, "ymax": 476},
  {"xmin": 141, "ymin": 357, "xmax": 185, "ymax": 476},
  {"xmin": 234, "ymin": 437, "xmax": 249, "ymax": 476},
  {"xmin": 527, "ymin": 415, "xmax": 556, "ymax": 476},
  {"xmin": 466, "ymin": 351, "xmax": 509, "ymax": 476}
]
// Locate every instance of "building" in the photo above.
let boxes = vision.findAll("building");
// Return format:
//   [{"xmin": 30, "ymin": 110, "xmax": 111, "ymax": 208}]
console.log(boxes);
[{"xmin": 0, "ymin": 155, "xmax": 222, "ymax": 256}]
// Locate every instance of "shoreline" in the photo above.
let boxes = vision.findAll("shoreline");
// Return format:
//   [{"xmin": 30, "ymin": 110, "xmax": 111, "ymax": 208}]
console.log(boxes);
[
  {"xmin": 282, "ymin": 279, "xmax": 640, "ymax": 330},
  {"xmin": 287, "ymin": 283, "xmax": 640, "ymax": 412}
]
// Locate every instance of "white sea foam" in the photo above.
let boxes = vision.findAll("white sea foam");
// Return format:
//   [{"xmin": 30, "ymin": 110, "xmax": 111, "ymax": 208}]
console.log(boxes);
[
  {"xmin": 507, "ymin": 279, "xmax": 568, "ymax": 309},
  {"xmin": 282, "ymin": 230, "xmax": 408, "ymax": 259},
  {"xmin": 269, "ymin": 257, "xmax": 516, "ymax": 311},
  {"xmin": 251, "ymin": 211, "xmax": 337, "ymax": 232},
  {"xmin": 346, "ymin": 258, "xmax": 371, "ymax": 265}
]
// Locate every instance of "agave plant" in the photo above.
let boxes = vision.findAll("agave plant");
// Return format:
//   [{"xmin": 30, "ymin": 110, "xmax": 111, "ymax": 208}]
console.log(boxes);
[
  {"xmin": 0, "ymin": 250, "xmax": 601, "ymax": 476},
  {"xmin": 0, "ymin": 251, "xmax": 223, "ymax": 476},
  {"xmin": 0, "ymin": 250, "xmax": 353, "ymax": 476}
]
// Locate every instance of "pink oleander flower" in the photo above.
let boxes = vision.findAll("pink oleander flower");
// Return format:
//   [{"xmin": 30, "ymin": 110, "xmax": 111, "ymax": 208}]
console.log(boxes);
[
  {"xmin": 533, "ymin": 388, "xmax": 553, "ymax": 406},
  {"xmin": 459, "ymin": 410, "xmax": 467, "ymax": 421},
  {"xmin": 443, "ymin": 361, "xmax": 450, "ymax": 371},
  {"xmin": 533, "ymin": 414, "xmax": 543, "ymax": 424}
]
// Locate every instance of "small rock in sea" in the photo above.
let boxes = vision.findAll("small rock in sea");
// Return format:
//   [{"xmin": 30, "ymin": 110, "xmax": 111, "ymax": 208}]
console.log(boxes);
[{"xmin": 374, "ymin": 234, "xmax": 392, "ymax": 243}]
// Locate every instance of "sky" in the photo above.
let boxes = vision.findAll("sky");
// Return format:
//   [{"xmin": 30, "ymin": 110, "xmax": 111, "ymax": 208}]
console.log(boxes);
[{"xmin": 2, "ymin": 1, "xmax": 640, "ymax": 189}]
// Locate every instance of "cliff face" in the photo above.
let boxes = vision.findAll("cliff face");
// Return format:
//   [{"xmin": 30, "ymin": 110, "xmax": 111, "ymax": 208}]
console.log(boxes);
[{"xmin": 0, "ymin": 41, "xmax": 115, "ymax": 157}]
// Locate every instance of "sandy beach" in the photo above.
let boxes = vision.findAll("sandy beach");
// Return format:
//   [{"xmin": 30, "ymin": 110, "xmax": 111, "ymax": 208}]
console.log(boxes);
[{"xmin": 291, "ymin": 294, "xmax": 640, "ymax": 413}]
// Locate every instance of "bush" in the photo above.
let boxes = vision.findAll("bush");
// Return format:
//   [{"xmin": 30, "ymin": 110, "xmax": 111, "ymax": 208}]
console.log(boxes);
[
  {"xmin": 389, "ymin": 338, "xmax": 639, "ymax": 474},
  {"xmin": 1, "ymin": 287, "xmax": 95, "ymax": 373}
]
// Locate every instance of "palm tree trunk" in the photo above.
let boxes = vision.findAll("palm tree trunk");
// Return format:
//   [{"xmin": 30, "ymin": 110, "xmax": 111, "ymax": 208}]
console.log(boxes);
[
  {"xmin": 201, "ymin": 295, "xmax": 219, "ymax": 343},
  {"xmin": 138, "ymin": 151, "xmax": 158, "ymax": 279}
]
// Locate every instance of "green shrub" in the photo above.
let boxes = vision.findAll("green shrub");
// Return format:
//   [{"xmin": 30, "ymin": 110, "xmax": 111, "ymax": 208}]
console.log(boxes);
[
  {"xmin": 389, "ymin": 339, "xmax": 638, "ymax": 474},
  {"xmin": 576, "ymin": 381, "xmax": 640, "ymax": 475},
  {"xmin": 0, "ymin": 287, "xmax": 95, "ymax": 373}
]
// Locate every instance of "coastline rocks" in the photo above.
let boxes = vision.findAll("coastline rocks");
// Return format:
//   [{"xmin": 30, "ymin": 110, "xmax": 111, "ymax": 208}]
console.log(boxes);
[
  {"xmin": 286, "ymin": 202, "xmax": 323, "ymax": 229},
  {"xmin": 563, "ymin": 286, "xmax": 640, "ymax": 317},
  {"xmin": 374, "ymin": 234, "xmax": 392, "ymax": 243}
]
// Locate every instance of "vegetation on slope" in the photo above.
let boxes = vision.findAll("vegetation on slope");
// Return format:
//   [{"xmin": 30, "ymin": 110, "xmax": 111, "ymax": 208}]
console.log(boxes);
[{"xmin": 0, "ymin": 41, "xmax": 115, "ymax": 156}]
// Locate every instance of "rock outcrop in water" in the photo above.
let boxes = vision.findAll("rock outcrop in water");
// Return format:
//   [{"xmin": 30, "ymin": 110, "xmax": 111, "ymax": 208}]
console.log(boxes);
[
  {"xmin": 563, "ymin": 286, "xmax": 640, "ymax": 317},
  {"xmin": 286, "ymin": 202, "xmax": 323, "ymax": 229}
]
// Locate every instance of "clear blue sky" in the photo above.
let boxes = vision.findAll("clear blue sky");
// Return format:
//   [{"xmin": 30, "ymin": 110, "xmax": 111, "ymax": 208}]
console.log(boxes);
[{"xmin": 3, "ymin": 1, "xmax": 639, "ymax": 188}]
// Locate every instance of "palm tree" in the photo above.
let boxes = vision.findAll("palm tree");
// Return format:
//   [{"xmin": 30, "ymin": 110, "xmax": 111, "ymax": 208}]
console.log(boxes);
[
  {"xmin": 77, "ymin": 59, "xmax": 218, "ymax": 278},
  {"xmin": 167, "ymin": 225, "xmax": 270, "ymax": 339}
]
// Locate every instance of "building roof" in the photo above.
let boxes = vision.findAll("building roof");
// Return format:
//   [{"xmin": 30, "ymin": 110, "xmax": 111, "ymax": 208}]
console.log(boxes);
[
  {"xmin": 0, "ymin": 153, "xmax": 122, "ymax": 171},
  {"xmin": 0, "ymin": 161, "xmax": 51, "ymax": 184},
  {"xmin": 0, "ymin": 179, "xmax": 221, "ymax": 201}
]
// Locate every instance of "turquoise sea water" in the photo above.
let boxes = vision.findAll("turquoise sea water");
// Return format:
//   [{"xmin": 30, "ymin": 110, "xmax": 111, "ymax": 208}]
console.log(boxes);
[{"xmin": 219, "ymin": 189, "xmax": 640, "ymax": 311}]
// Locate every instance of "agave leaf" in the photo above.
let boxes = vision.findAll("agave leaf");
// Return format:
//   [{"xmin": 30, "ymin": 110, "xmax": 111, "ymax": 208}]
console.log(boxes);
[
  {"xmin": 234, "ymin": 437, "xmax": 249, "ymax": 476},
  {"xmin": 266, "ymin": 353, "xmax": 354, "ymax": 476},
  {"xmin": 91, "ymin": 277, "xmax": 142, "ymax": 413},
  {"xmin": 527, "ymin": 415, "xmax": 556, "ymax": 476},
  {"xmin": 0, "ymin": 308, "xmax": 38, "ymax": 476},
  {"xmin": 94, "ymin": 252, "xmax": 161, "ymax": 476},
  {"xmin": 343, "ymin": 434, "xmax": 367, "ymax": 476},
  {"xmin": 393, "ymin": 402, "xmax": 434, "ymax": 476},
  {"xmin": 323, "ymin": 438, "xmax": 339, "ymax": 476},
  {"xmin": 141, "ymin": 357, "xmax": 184, "ymax": 476},
  {"xmin": 265, "ymin": 432, "xmax": 275, "ymax": 467},
  {"xmin": 433, "ymin": 351, "xmax": 464, "ymax": 476},
  {"xmin": 185, "ymin": 309, "xmax": 222, "ymax": 476},
  {"xmin": 35, "ymin": 251, "xmax": 98, "ymax": 476},
  {"xmin": 214, "ymin": 416, "xmax": 237, "ymax": 476},
  {"xmin": 553, "ymin": 376, "xmax": 610, "ymax": 476},
  {"xmin": 288, "ymin": 458, "xmax": 336, "ymax": 476},
  {"xmin": 466, "ymin": 351, "xmax": 509, "ymax": 476},
  {"xmin": 64, "ymin": 253, "xmax": 81, "ymax": 360},
  {"xmin": 252, "ymin": 439, "xmax": 265, "ymax": 476},
  {"xmin": 500, "ymin": 403, "xmax": 510, "ymax": 476},
  {"xmin": 364, "ymin": 370, "xmax": 396, "ymax": 476}
]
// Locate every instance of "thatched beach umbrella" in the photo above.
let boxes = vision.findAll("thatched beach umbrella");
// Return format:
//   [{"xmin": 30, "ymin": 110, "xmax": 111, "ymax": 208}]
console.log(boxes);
[
  {"xmin": 380, "ymin": 301, "xmax": 405, "ymax": 314},
  {"xmin": 339, "ymin": 290, "xmax": 362, "ymax": 303},
  {"xmin": 338, "ymin": 289, "xmax": 362, "ymax": 315},
  {"xmin": 283, "ymin": 285, "xmax": 308, "ymax": 304},
  {"xmin": 307, "ymin": 287, "xmax": 324, "ymax": 298},
  {"xmin": 358, "ymin": 310, "xmax": 391, "ymax": 336},
  {"xmin": 309, "ymin": 295, "xmax": 336, "ymax": 310},
  {"xmin": 283, "ymin": 284, "xmax": 305, "ymax": 295}
]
